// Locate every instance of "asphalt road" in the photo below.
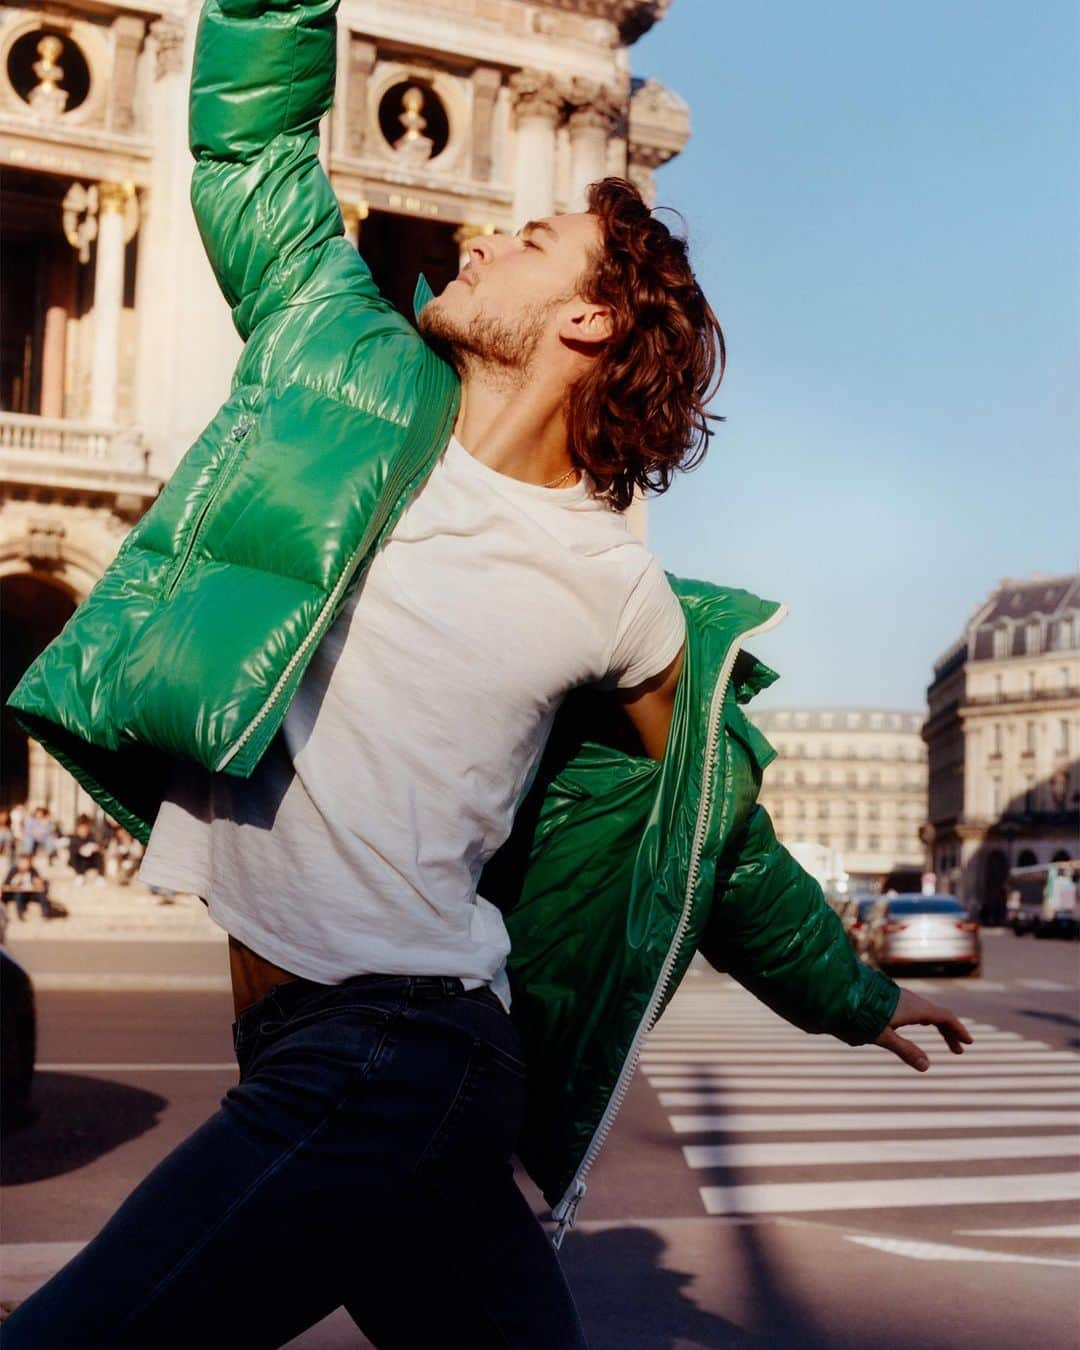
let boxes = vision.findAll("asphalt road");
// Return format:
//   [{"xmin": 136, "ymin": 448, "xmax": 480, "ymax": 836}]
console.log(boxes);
[{"xmin": 2, "ymin": 930, "xmax": 1077, "ymax": 1348}]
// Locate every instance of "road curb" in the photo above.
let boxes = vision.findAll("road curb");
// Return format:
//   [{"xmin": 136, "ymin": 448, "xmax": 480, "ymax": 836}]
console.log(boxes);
[{"xmin": 27, "ymin": 974, "xmax": 232, "ymax": 993}]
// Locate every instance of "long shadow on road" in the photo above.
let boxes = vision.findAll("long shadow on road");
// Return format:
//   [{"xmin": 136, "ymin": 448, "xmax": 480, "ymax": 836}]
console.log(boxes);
[{"xmin": 1, "ymin": 1073, "xmax": 167, "ymax": 1185}]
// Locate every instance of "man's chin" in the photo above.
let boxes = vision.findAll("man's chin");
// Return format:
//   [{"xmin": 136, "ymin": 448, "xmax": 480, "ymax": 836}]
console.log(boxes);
[{"xmin": 417, "ymin": 297, "xmax": 466, "ymax": 367}]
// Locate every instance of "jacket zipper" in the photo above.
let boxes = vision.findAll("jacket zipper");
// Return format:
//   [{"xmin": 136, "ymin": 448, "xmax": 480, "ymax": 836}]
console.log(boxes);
[
  {"xmin": 549, "ymin": 603, "xmax": 789, "ymax": 1250},
  {"xmin": 163, "ymin": 418, "xmax": 255, "ymax": 601},
  {"xmin": 214, "ymin": 362, "xmax": 459, "ymax": 774}
]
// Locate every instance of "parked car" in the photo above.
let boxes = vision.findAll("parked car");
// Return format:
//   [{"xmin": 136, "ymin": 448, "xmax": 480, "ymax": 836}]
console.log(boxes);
[
  {"xmin": 1006, "ymin": 861, "xmax": 1080, "ymax": 940},
  {"xmin": 1, "ymin": 944, "xmax": 37, "ymax": 1131},
  {"xmin": 868, "ymin": 894, "xmax": 981, "ymax": 976}
]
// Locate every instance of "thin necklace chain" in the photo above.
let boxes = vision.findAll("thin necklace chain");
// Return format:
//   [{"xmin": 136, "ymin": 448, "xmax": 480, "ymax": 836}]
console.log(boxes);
[{"xmin": 542, "ymin": 465, "xmax": 580, "ymax": 489}]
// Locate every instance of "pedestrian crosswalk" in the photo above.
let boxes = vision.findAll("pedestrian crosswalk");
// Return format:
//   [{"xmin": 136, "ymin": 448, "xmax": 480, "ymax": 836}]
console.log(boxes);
[{"xmin": 643, "ymin": 987, "xmax": 1080, "ymax": 1222}]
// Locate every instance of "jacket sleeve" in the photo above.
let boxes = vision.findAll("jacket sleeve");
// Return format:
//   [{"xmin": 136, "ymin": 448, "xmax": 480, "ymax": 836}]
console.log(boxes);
[
  {"xmin": 188, "ymin": 0, "xmax": 383, "ymax": 340},
  {"xmin": 698, "ymin": 804, "xmax": 902, "ymax": 1046}
]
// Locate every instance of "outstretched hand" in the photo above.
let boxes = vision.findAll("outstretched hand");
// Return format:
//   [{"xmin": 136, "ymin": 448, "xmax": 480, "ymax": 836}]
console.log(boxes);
[{"xmin": 873, "ymin": 987, "xmax": 974, "ymax": 1072}]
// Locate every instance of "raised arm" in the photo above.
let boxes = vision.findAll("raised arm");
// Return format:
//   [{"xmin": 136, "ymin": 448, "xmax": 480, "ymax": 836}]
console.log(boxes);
[{"xmin": 189, "ymin": 0, "xmax": 382, "ymax": 340}]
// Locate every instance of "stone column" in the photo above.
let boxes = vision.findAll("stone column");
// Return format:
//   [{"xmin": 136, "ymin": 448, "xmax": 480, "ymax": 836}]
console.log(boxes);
[
  {"xmin": 341, "ymin": 200, "xmax": 368, "ymax": 250},
  {"xmin": 471, "ymin": 66, "xmax": 500, "ymax": 181},
  {"xmin": 88, "ymin": 182, "xmax": 129, "ymax": 425},
  {"xmin": 566, "ymin": 79, "xmax": 620, "ymax": 211},
  {"xmin": 110, "ymin": 14, "xmax": 146, "ymax": 133},
  {"xmin": 627, "ymin": 144, "xmax": 664, "ymax": 207},
  {"xmin": 346, "ymin": 37, "xmax": 377, "ymax": 158},
  {"xmin": 509, "ymin": 70, "xmax": 562, "ymax": 229},
  {"xmin": 40, "ymin": 243, "xmax": 71, "ymax": 418}
]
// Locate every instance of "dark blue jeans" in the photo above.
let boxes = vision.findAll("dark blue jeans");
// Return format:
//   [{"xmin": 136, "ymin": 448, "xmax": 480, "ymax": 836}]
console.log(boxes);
[{"xmin": 2, "ymin": 974, "xmax": 590, "ymax": 1348}]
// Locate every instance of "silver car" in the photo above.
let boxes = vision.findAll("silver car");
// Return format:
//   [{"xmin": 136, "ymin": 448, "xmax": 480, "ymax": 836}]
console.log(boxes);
[{"xmin": 869, "ymin": 894, "xmax": 981, "ymax": 977}]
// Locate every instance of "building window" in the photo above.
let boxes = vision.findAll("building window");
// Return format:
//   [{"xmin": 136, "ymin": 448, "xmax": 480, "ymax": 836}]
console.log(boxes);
[
  {"xmin": 1059, "ymin": 720, "xmax": 1070, "ymax": 754},
  {"xmin": 867, "ymin": 802, "xmax": 880, "ymax": 821},
  {"xmin": 818, "ymin": 800, "xmax": 830, "ymax": 819},
  {"xmin": 1024, "ymin": 780, "xmax": 1036, "ymax": 813},
  {"xmin": 868, "ymin": 834, "xmax": 880, "ymax": 851},
  {"xmin": 990, "ymin": 777, "xmax": 1002, "ymax": 815},
  {"xmin": 794, "ymin": 800, "xmax": 806, "ymax": 820},
  {"xmin": 1062, "ymin": 668, "xmax": 1071, "ymax": 692},
  {"xmin": 994, "ymin": 674, "xmax": 1003, "ymax": 699},
  {"xmin": 993, "ymin": 627, "xmax": 1010, "ymax": 659},
  {"xmin": 992, "ymin": 724, "xmax": 1003, "ymax": 755},
  {"xmin": 1025, "ymin": 621, "xmax": 1041, "ymax": 655},
  {"xmin": 869, "ymin": 770, "xmax": 881, "ymax": 788},
  {"xmin": 1025, "ymin": 721, "xmax": 1036, "ymax": 753},
  {"xmin": 794, "ymin": 769, "xmax": 805, "ymax": 785},
  {"xmin": 1026, "ymin": 670, "xmax": 1037, "ymax": 697},
  {"xmin": 1054, "ymin": 618, "xmax": 1073, "ymax": 651},
  {"xmin": 845, "ymin": 832, "xmax": 858, "ymax": 851},
  {"xmin": 846, "ymin": 770, "xmax": 857, "ymax": 788}
]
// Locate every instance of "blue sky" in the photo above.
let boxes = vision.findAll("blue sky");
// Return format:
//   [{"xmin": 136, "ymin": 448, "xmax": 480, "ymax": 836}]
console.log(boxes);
[{"xmin": 633, "ymin": 0, "xmax": 1079, "ymax": 712}]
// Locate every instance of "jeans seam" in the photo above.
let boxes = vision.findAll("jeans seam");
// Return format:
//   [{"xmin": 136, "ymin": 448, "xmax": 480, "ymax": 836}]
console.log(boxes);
[
  {"xmin": 409, "ymin": 1037, "xmax": 480, "ymax": 1180},
  {"xmin": 110, "ymin": 1014, "xmax": 398, "ymax": 1344}
]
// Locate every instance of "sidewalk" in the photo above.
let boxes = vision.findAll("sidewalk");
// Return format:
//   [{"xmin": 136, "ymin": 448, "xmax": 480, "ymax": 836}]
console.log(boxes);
[
  {"xmin": 3, "ymin": 861, "xmax": 218, "ymax": 944},
  {"xmin": 2, "ymin": 861, "xmax": 228, "ymax": 990}
]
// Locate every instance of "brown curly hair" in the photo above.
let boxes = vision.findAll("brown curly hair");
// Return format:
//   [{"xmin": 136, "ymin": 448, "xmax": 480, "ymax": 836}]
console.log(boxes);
[{"xmin": 568, "ymin": 177, "xmax": 726, "ymax": 511}]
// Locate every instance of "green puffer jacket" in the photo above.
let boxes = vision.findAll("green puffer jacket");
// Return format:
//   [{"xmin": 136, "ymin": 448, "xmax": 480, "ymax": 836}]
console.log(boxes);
[{"xmin": 7, "ymin": 0, "xmax": 900, "ymax": 1241}]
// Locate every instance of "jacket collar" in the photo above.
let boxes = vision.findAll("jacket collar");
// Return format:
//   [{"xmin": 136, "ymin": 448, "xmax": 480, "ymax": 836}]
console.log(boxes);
[{"xmin": 413, "ymin": 272, "xmax": 435, "ymax": 322}]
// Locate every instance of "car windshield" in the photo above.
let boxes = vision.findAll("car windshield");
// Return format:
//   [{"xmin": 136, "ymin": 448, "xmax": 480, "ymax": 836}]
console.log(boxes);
[{"xmin": 887, "ymin": 896, "xmax": 967, "ymax": 915}]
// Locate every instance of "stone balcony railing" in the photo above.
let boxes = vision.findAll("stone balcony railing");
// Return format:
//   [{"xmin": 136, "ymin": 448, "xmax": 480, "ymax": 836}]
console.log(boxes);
[{"xmin": 0, "ymin": 411, "xmax": 159, "ymax": 504}]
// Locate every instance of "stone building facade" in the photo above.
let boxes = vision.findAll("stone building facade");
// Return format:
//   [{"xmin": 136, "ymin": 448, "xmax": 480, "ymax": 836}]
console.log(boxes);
[
  {"xmin": 922, "ymin": 573, "xmax": 1080, "ymax": 921},
  {"xmin": 748, "ymin": 708, "xmax": 928, "ymax": 889},
  {"xmin": 1, "ymin": 0, "xmax": 689, "ymax": 824}
]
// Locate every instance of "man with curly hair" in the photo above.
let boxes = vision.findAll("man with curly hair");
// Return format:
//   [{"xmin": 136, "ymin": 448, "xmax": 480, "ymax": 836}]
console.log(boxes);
[{"xmin": 4, "ymin": 0, "xmax": 972, "ymax": 1344}]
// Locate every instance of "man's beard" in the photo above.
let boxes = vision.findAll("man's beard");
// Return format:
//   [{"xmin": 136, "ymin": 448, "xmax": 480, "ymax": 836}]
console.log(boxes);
[{"xmin": 418, "ymin": 294, "xmax": 557, "ymax": 387}]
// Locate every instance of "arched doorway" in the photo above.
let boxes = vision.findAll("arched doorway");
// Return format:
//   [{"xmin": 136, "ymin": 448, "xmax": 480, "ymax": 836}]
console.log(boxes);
[
  {"xmin": 1, "ymin": 572, "xmax": 84, "ymax": 824},
  {"xmin": 1017, "ymin": 848, "xmax": 1038, "ymax": 867},
  {"xmin": 1051, "ymin": 849, "xmax": 1072, "ymax": 863}
]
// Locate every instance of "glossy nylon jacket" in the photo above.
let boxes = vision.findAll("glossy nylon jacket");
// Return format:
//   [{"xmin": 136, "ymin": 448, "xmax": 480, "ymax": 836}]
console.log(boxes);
[{"xmin": 8, "ymin": 0, "xmax": 901, "ymax": 1240}]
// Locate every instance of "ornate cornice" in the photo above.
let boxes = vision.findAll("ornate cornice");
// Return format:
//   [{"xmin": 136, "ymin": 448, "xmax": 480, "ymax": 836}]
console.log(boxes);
[
  {"xmin": 628, "ymin": 76, "xmax": 689, "ymax": 165},
  {"xmin": 532, "ymin": 0, "xmax": 672, "ymax": 45}
]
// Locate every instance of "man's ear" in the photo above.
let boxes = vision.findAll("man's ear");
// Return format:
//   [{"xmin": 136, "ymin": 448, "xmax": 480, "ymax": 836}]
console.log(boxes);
[{"xmin": 559, "ymin": 302, "xmax": 612, "ymax": 347}]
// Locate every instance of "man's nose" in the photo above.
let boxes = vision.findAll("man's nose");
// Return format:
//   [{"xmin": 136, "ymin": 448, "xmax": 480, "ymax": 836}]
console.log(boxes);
[{"xmin": 464, "ymin": 232, "xmax": 508, "ymax": 269}]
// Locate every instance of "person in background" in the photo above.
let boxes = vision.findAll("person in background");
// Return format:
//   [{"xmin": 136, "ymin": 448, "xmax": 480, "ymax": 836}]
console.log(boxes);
[
  {"xmin": 2, "ymin": 852, "xmax": 53, "ymax": 921},
  {"xmin": 9, "ymin": 802, "xmax": 27, "ymax": 851},
  {"xmin": 21, "ymin": 805, "xmax": 58, "ymax": 867},
  {"xmin": 69, "ymin": 815, "xmax": 106, "ymax": 887},
  {"xmin": 0, "ymin": 809, "xmax": 14, "ymax": 868},
  {"xmin": 110, "ymin": 828, "xmax": 144, "ymax": 886}
]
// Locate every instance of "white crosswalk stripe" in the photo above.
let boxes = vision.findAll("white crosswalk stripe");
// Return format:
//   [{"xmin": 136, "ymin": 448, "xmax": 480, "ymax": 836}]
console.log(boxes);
[
  {"xmin": 698, "ymin": 1172, "xmax": 1080, "ymax": 1215},
  {"xmin": 642, "ymin": 983, "xmax": 1080, "ymax": 1225},
  {"xmin": 684, "ymin": 1135, "xmax": 1080, "ymax": 1169},
  {"xmin": 660, "ymin": 1090, "xmax": 1080, "ymax": 1107}
]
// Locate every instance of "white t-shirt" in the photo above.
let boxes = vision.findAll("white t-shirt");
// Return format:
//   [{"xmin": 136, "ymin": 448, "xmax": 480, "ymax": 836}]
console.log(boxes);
[{"xmin": 139, "ymin": 434, "xmax": 687, "ymax": 1010}]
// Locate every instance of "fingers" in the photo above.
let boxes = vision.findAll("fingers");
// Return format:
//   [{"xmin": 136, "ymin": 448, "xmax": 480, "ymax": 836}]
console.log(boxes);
[
  {"xmin": 877, "ymin": 1027, "xmax": 930, "ymax": 1072},
  {"xmin": 929, "ymin": 1006, "xmax": 974, "ymax": 1055}
]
